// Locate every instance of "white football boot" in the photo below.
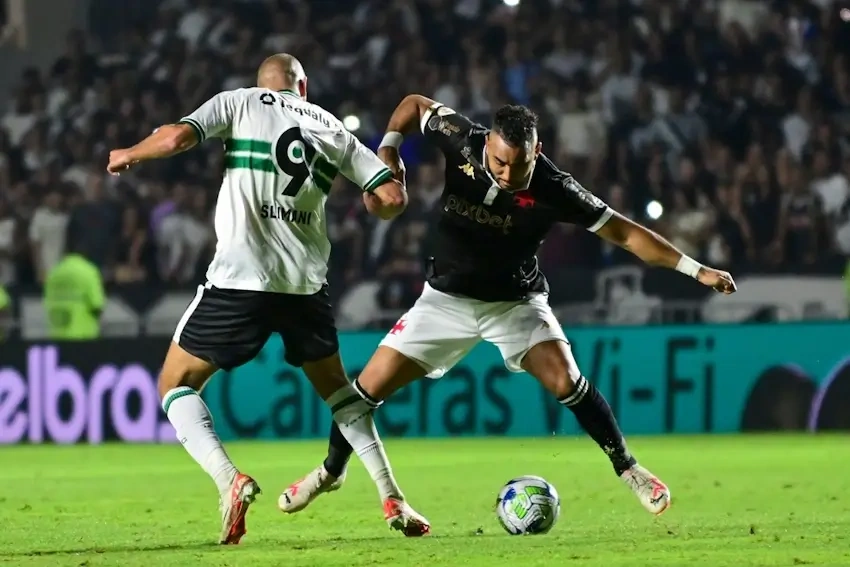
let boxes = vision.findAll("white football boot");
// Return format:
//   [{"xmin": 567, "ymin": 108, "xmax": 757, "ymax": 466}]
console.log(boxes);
[
  {"xmin": 383, "ymin": 497, "xmax": 431, "ymax": 537},
  {"xmin": 620, "ymin": 464, "xmax": 671, "ymax": 515},
  {"xmin": 278, "ymin": 464, "xmax": 345, "ymax": 513},
  {"xmin": 219, "ymin": 472, "xmax": 261, "ymax": 544}
]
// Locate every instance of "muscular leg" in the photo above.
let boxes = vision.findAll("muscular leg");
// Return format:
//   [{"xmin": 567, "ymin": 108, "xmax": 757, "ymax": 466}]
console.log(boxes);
[
  {"xmin": 159, "ymin": 341, "xmax": 261, "ymax": 544},
  {"xmin": 317, "ymin": 346, "xmax": 426, "ymax": 501},
  {"xmin": 158, "ymin": 342, "xmax": 239, "ymax": 493},
  {"xmin": 520, "ymin": 340, "xmax": 636, "ymax": 475},
  {"xmin": 521, "ymin": 339, "xmax": 671, "ymax": 515},
  {"xmin": 283, "ymin": 284, "xmax": 474, "ymax": 532},
  {"xmin": 302, "ymin": 349, "xmax": 421, "ymax": 482},
  {"xmin": 281, "ymin": 346, "xmax": 431, "ymax": 535},
  {"xmin": 281, "ymin": 349, "xmax": 424, "ymax": 508},
  {"xmin": 300, "ymin": 353, "xmax": 357, "ymax": 479}
]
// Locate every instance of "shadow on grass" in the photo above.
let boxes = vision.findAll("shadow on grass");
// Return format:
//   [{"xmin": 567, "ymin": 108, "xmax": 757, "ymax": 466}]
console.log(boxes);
[{"xmin": 1, "ymin": 532, "xmax": 506, "ymax": 558}]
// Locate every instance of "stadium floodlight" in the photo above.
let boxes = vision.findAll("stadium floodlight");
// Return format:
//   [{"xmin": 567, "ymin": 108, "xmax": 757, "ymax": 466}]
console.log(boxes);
[{"xmin": 342, "ymin": 114, "xmax": 361, "ymax": 132}]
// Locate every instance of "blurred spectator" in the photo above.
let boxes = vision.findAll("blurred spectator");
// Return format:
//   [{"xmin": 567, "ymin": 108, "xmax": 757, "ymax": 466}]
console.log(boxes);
[
  {"xmin": 666, "ymin": 189, "xmax": 714, "ymax": 260},
  {"xmin": 2, "ymin": 89, "xmax": 38, "ymax": 147},
  {"xmin": 709, "ymin": 183, "xmax": 754, "ymax": 268},
  {"xmin": 0, "ymin": 0, "xmax": 845, "ymax": 325},
  {"xmin": 774, "ymin": 162, "xmax": 822, "ymax": 267},
  {"xmin": 327, "ymin": 178, "xmax": 366, "ymax": 292},
  {"xmin": 29, "ymin": 188, "xmax": 69, "ymax": 283},
  {"xmin": 43, "ymin": 240, "xmax": 105, "ymax": 340},
  {"xmin": 65, "ymin": 175, "xmax": 120, "ymax": 270},
  {"xmin": 0, "ymin": 283, "xmax": 9, "ymax": 341},
  {"xmin": 155, "ymin": 184, "xmax": 212, "ymax": 283},
  {"xmin": 0, "ymin": 198, "xmax": 20, "ymax": 286},
  {"xmin": 113, "ymin": 203, "xmax": 152, "ymax": 284}
]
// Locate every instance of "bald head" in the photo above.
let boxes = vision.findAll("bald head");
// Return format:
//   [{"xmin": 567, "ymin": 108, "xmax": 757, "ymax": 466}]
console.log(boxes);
[{"xmin": 257, "ymin": 53, "xmax": 307, "ymax": 97}]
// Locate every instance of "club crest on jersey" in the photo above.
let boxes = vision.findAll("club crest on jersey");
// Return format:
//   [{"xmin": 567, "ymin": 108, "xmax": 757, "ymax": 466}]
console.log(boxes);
[
  {"xmin": 428, "ymin": 116, "xmax": 459, "ymax": 136},
  {"xmin": 513, "ymin": 191, "xmax": 536, "ymax": 208},
  {"xmin": 459, "ymin": 163, "xmax": 475, "ymax": 179}
]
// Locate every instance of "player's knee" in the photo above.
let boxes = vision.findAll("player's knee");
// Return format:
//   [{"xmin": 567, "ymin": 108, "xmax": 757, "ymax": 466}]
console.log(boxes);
[
  {"xmin": 301, "ymin": 352, "xmax": 349, "ymax": 400},
  {"xmin": 538, "ymin": 361, "xmax": 581, "ymax": 400},
  {"xmin": 157, "ymin": 343, "xmax": 216, "ymax": 399},
  {"xmin": 157, "ymin": 368, "xmax": 209, "ymax": 400},
  {"xmin": 523, "ymin": 340, "xmax": 582, "ymax": 399},
  {"xmin": 554, "ymin": 360, "xmax": 583, "ymax": 399}
]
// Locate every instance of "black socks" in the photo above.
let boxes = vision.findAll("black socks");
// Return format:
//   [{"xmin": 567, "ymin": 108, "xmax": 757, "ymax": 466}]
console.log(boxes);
[
  {"xmin": 560, "ymin": 375, "xmax": 637, "ymax": 476},
  {"xmin": 323, "ymin": 422, "xmax": 353, "ymax": 478}
]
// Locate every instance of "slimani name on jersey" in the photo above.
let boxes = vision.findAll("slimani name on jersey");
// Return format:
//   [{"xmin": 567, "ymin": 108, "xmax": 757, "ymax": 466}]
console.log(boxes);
[
  {"xmin": 177, "ymin": 86, "xmax": 392, "ymax": 295},
  {"xmin": 260, "ymin": 203, "xmax": 313, "ymax": 225}
]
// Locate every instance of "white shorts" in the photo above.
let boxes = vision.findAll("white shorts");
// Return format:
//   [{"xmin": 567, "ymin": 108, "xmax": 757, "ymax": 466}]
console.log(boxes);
[{"xmin": 380, "ymin": 283, "xmax": 568, "ymax": 378}]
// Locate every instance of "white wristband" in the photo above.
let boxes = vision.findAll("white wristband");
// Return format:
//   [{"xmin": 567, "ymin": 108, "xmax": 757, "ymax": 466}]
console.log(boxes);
[
  {"xmin": 675, "ymin": 255, "xmax": 702, "ymax": 279},
  {"xmin": 379, "ymin": 131, "xmax": 403, "ymax": 150}
]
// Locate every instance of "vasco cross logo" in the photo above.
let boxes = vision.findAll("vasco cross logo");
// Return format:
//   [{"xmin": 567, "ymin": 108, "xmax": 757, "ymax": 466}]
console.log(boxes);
[{"xmin": 459, "ymin": 163, "xmax": 475, "ymax": 178}]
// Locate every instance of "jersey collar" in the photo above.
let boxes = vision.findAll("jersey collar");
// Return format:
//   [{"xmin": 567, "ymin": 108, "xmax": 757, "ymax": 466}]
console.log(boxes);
[{"xmin": 279, "ymin": 89, "xmax": 301, "ymax": 98}]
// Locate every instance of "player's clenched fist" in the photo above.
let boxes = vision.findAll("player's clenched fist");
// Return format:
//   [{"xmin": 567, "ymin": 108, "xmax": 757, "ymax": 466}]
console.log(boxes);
[
  {"xmin": 106, "ymin": 149, "xmax": 136, "ymax": 175},
  {"xmin": 697, "ymin": 266, "xmax": 737, "ymax": 294}
]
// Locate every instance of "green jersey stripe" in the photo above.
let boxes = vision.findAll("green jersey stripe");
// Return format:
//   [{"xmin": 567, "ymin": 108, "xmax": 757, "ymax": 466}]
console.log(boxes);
[
  {"xmin": 178, "ymin": 119, "xmax": 205, "ymax": 143},
  {"xmin": 314, "ymin": 175, "xmax": 333, "ymax": 195},
  {"xmin": 224, "ymin": 150, "xmax": 272, "ymax": 160},
  {"xmin": 224, "ymin": 155, "xmax": 277, "ymax": 173},
  {"xmin": 363, "ymin": 168, "xmax": 393, "ymax": 193},
  {"xmin": 313, "ymin": 157, "xmax": 338, "ymax": 180},
  {"xmin": 225, "ymin": 138, "xmax": 273, "ymax": 154}
]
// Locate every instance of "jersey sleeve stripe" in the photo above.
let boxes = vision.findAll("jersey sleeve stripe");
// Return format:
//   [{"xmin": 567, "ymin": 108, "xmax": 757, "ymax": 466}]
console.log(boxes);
[
  {"xmin": 362, "ymin": 168, "xmax": 393, "ymax": 193},
  {"xmin": 224, "ymin": 155, "xmax": 277, "ymax": 173},
  {"xmin": 225, "ymin": 138, "xmax": 272, "ymax": 153},
  {"xmin": 586, "ymin": 207, "xmax": 614, "ymax": 233},
  {"xmin": 178, "ymin": 118, "xmax": 205, "ymax": 143}
]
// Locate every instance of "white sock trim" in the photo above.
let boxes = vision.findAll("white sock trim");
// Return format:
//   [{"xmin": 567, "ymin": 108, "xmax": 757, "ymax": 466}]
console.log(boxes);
[
  {"xmin": 559, "ymin": 376, "xmax": 589, "ymax": 407},
  {"xmin": 326, "ymin": 384, "xmax": 357, "ymax": 408}
]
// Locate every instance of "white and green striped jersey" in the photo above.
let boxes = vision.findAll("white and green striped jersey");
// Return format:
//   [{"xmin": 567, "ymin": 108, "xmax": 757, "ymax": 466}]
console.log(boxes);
[{"xmin": 178, "ymin": 87, "xmax": 392, "ymax": 294}]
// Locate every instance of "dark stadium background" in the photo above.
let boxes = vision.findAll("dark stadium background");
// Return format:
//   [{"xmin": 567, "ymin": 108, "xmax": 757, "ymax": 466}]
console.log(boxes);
[{"xmin": 0, "ymin": 0, "xmax": 848, "ymax": 442}]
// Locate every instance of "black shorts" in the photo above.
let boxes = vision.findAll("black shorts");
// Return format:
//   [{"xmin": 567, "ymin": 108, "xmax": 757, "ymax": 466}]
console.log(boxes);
[{"xmin": 174, "ymin": 283, "xmax": 339, "ymax": 371}]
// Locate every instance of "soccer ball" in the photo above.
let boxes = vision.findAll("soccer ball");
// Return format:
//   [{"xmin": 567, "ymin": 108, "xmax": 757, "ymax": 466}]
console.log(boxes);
[{"xmin": 495, "ymin": 475, "xmax": 560, "ymax": 535}]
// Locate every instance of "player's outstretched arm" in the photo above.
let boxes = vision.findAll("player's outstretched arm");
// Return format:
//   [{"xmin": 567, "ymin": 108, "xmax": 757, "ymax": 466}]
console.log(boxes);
[
  {"xmin": 595, "ymin": 212, "xmax": 737, "ymax": 294},
  {"xmin": 107, "ymin": 90, "xmax": 236, "ymax": 174},
  {"xmin": 106, "ymin": 124, "xmax": 199, "ymax": 175}
]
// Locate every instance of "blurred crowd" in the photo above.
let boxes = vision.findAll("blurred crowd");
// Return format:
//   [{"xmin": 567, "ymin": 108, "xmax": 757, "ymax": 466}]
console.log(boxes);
[{"xmin": 1, "ymin": 0, "xmax": 849, "ymax": 312}]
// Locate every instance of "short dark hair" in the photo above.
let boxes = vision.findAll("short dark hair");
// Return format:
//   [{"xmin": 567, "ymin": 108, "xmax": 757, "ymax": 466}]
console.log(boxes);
[{"xmin": 492, "ymin": 105, "xmax": 538, "ymax": 147}]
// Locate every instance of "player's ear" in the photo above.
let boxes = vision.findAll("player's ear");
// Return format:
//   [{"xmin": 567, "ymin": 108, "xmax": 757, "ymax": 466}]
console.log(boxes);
[{"xmin": 535, "ymin": 141, "xmax": 542, "ymax": 157}]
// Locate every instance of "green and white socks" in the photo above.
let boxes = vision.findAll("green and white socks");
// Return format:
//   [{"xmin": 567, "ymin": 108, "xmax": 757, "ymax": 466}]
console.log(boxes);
[{"xmin": 162, "ymin": 386, "xmax": 237, "ymax": 494}]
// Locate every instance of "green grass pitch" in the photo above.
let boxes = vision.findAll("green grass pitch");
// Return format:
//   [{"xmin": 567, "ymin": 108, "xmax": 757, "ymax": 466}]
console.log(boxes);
[{"xmin": 1, "ymin": 435, "xmax": 847, "ymax": 566}]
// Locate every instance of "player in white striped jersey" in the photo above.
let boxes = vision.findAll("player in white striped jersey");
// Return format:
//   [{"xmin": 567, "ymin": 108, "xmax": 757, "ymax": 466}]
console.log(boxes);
[{"xmin": 106, "ymin": 54, "xmax": 429, "ymax": 544}]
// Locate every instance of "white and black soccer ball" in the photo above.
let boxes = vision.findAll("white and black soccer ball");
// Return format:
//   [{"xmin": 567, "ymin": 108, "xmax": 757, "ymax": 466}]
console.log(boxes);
[{"xmin": 495, "ymin": 475, "xmax": 561, "ymax": 535}]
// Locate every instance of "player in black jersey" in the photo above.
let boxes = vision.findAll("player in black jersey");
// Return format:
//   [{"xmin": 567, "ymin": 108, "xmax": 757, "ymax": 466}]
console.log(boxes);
[{"xmin": 280, "ymin": 95, "xmax": 737, "ymax": 525}]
